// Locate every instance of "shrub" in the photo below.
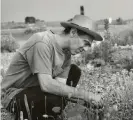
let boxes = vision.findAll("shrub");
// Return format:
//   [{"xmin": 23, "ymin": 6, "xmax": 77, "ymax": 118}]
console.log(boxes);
[
  {"xmin": 24, "ymin": 28, "xmax": 35, "ymax": 34},
  {"xmin": 119, "ymin": 29, "xmax": 133, "ymax": 46},
  {"xmin": 78, "ymin": 65, "xmax": 133, "ymax": 119},
  {"xmin": 116, "ymin": 17, "xmax": 126, "ymax": 25},
  {"xmin": 24, "ymin": 27, "xmax": 47, "ymax": 34},
  {"xmin": 92, "ymin": 41, "xmax": 113, "ymax": 63},
  {"xmin": 1, "ymin": 34, "xmax": 20, "ymax": 53},
  {"xmin": 111, "ymin": 47, "xmax": 133, "ymax": 71},
  {"xmin": 25, "ymin": 16, "xmax": 36, "ymax": 24},
  {"xmin": 71, "ymin": 54, "xmax": 85, "ymax": 66}
]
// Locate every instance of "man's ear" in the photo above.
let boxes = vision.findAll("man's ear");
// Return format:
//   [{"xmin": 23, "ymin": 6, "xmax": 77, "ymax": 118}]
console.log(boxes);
[{"xmin": 70, "ymin": 28, "xmax": 78, "ymax": 37}]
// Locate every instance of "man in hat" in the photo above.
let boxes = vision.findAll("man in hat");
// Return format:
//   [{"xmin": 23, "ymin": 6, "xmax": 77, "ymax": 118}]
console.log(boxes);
[{"xmin": 1, "ymin": 15, "xmax": 103, "ymax": 119}]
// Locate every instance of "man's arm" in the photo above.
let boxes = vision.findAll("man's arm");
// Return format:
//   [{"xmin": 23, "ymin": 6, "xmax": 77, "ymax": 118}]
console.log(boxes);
[
  {"xmin": 55, "ymin": 77, "xmax": 67, "ymax": 84},
  {"xmin": 38, "ymin": 73, "xmax": 101, "ymax": 102},
  {"xmin": 25, "ymin": 34, "xmax": 101, "ymax": 102}
]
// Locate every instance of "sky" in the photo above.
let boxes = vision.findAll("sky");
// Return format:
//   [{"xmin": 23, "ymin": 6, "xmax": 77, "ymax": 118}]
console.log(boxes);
[{"xmin": 1, "ymin": 0, "xmax": 133, "ymax": 22}]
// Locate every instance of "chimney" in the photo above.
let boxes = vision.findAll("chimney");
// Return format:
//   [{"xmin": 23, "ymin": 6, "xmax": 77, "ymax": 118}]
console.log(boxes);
[{"xmin": 80, "ymin": 6, "xmax": 84, "ymax": 15}]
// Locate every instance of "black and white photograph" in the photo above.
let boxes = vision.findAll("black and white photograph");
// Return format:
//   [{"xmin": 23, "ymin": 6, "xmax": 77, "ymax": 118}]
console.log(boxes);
[{"xmin": 1, "ymin": 0, "xmax": 133, "ymax": 119}]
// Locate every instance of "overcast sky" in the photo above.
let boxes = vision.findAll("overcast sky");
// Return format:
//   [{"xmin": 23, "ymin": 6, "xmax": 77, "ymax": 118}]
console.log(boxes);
[{"xmin": 1, "ymin": 0, "xmax": 133, "ymax": 22}]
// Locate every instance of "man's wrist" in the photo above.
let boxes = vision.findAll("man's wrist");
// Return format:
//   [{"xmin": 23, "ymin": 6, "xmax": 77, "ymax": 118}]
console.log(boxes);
[
  {"xmin": 73, "ymin": 88, "xmax": 88, "ymax": 100},
  {"xmin": 66, "ymin": 87, "xmax": 94, "ymax": 102},
  {"xmin": 75, "ymin": 89, "xmax": 95, "ymax": 101}
]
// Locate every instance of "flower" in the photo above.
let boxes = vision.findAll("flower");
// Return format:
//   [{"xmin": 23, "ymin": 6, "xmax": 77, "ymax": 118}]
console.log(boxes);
[{"xmin": 113, "ymin": 104, "xmax": 118, "ymax": 111}]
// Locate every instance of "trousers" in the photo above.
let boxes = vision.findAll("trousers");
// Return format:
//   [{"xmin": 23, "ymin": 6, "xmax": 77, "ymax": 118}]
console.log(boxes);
[{"xmin": 7, "ymin": 64, "xmax": 81, "ymax": 120}]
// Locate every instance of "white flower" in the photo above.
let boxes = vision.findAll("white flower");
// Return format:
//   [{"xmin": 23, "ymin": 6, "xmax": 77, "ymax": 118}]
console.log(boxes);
[
  {"xmin": 113, "ymin": 104, "xmax": 118, "ymax": 111},
  {"xmin": 86, "ymin": 63, "xmax": 94, "ymax": 71}
]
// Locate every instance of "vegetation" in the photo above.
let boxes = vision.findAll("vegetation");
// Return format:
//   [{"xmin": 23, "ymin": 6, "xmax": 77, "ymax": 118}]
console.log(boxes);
[
  {"xmin": 116, "ymin": 17, "xmax": 126, "ymax": 25},
  {"xmin": 1, "ymin": 45, "xmax": 133, "ymax": 120},
  {"xmin": 1, "ymin": 34, "xmax": 20, "ymax": 53},
  {"xmin": 24, "ymin": 27, "xmax": 47, "ymax": 34},
  {"xmin": 25, "ymin": 16, "xmax": 36, "ymax": 24},
  {"xmin": 1, "ymin": 20, "xmax": 133, "ymax": 120},
  {"xmin": 1, "ymin": 22, "xmax": 27, "ymax": 29}
]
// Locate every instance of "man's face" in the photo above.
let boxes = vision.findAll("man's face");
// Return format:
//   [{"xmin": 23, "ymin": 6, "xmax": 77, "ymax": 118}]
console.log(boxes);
[{"xmin": 69, "ymin": 30, "xmax": 93, "ymax": 55}]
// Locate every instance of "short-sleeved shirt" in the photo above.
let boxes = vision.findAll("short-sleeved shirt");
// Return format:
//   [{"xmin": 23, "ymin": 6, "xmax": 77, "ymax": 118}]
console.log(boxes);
[{"xmin": 1, "ymin": 30, "xmax": 71, "ymax": 108}]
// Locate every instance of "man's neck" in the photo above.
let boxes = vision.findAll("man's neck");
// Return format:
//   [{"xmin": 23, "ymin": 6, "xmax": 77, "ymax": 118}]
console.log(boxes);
[{"xmin": 56, "ymin": 33, "xmax": 70, "ymax": 50}]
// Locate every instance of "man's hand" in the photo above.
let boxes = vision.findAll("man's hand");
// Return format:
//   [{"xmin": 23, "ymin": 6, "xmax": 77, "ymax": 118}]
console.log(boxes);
[
  {"xmin": 89, "ymin": 93, "xmax": 102, "ymax": 103},
  {"xmin": 88, "ymin": 93, "xmax": 104, "ymax": 110},
  {"xmin": 78, "ymin": 90, "xmax": 103, "ymax": 103}
]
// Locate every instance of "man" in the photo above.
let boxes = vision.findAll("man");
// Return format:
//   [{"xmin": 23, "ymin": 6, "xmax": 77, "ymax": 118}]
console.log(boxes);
[{"xmin": 1, "ymin": 15, "xmax": 103, "ymax": 119}]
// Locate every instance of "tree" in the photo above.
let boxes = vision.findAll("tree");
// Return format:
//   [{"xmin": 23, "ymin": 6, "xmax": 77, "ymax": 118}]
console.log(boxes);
[
  {"xmin": 104, "ymin": 19, "xmax": 109, "ymax": 31},
  {"xmin": 116, "ymin": 17, "xmax": 124, "ymax": 25},
  {"xmin": 104, "ymin": 19, "xmax": 111, "ymax": 41},
  {"xmin": 25, "ymin": 16, "xmax": 36, "ymax": 24}
]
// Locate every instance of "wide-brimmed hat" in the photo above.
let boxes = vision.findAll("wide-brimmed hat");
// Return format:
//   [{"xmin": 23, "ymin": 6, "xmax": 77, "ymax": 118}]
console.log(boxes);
[{"xmin": 60, "ymin": 15, "xmax": 103, "ymax": 41}]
